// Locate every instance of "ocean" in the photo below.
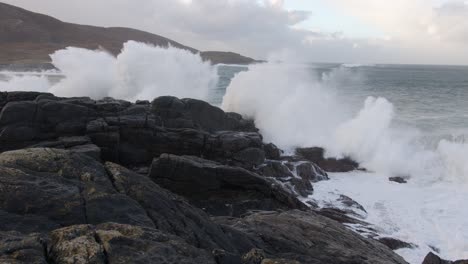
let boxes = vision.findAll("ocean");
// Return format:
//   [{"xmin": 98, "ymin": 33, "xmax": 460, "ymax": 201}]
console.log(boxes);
[{"xmin": 1, "ymin": 44, "xmax": 467, "ymax": 263}]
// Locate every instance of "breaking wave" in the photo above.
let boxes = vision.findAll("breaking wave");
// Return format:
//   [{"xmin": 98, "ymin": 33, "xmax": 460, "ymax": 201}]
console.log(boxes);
[{"xmin": 0, "ymin": 41, "xmax": 218, "ymax": 101}]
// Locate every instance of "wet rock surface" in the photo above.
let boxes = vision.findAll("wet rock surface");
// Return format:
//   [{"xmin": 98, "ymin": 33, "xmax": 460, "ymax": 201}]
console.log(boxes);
[
  {"xmin": 0, "ymin": 92, "xmax": 409, "ymax": 264},
  {"xmin": 295, "ymin": 147, "xmax": 360, "ymax": 172},
  {"xmin": 422, "ymin": 252, "xmax": 468, "ymax": 264},
  {"xmin": 214, "ymin": 210, "xmax": 408, "ymax": 264}
]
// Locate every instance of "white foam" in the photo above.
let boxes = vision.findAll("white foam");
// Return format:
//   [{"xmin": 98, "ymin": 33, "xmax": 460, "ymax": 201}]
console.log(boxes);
[
  {"xmin": 312, "ymin": 172, "xmax": 468, "ymax": 263},
  {"xmin": 0, "ymin": 41, "xmax": 218, "ymax": 101}
]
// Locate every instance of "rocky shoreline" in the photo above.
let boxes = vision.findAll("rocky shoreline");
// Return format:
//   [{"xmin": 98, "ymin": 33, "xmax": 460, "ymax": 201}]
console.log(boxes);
[{"xmin": 0, "ymin": 91, "xmax": 462, "ymax": 264}]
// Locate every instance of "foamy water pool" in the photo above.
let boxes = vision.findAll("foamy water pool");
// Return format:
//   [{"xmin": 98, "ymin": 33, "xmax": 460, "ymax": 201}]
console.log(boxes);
[{"xmin": 311, "ymin": 172, "xmax": 468, "ymax": 264}]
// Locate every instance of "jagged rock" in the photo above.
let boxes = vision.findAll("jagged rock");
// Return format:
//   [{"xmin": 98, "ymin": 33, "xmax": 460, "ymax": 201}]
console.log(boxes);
[
  {"xmin": 242, "ymin": 248, "xmax": 266, "ymax": 264},
  {"xmin": 104, "ymin": 162, "xmax": 240, "ymax": 252},
  {"xmin": 0, "ymin": 231, "xmax": 47, "ymax": 263},
  {"xmin": 257, "ymin": 160, "xmax": 328, "ymax": 197},
  {"xmin": 0, "ymin": 91, "xmax": 51, "ymax": 111},
  {"xmin": 295, "ymin": 147, "xmax": 359, "ymax": 172},
  {"xmin": 421, "ymin": 252, "xmax": 468, "ymax": 264},
  {"xmin": 377, "ymin": 237, "xmax": 414, "ymax": 250},
  {"xmin": 48, "ymin": 223, "xmax": 217, "ymax": 264},
  {"xmin": 337, "ymin": 194, "xmax": 367, "ymax": 214},
  {"xmin": 215, "ymin": 210, "xmax": 408, "ymax": 264},
  {"xmin": 389, "ymin": 176, "xmax": 408, "ymax": 184},
  {"xmin": 0, "ymin": 148, "xmax": 154, "ymax": 229},
  {"xmin": 316, "ymin": 208, "xmax": 369, "ymax": 225},
  {"xmin": 263, "ymin": 143, "xmax": 282, "ymax": 160},
  {"xmin": 294, "ymin": 162, "xmax": 328, "ymax": 182},
  {"xmin": 213, "ymin": 249, "xmax": 242, "ymax": 264},
  {"xmin": 152, "ymin": 96, "xmax": 256, "ymax": 132},
  {"xmin": 257, "ymin": 161, "xmax": 294, "ymax": 179},
  {"xmin": 149, "ymin": 154, "xmax": 308, "ymax": 216},
  {"xmin": 69, "ymin": 144, "xmax": 101, "ymax": 160},
  {"xmin": 0, "ymin": 210, "xmax": 60, "ymax": 234}
]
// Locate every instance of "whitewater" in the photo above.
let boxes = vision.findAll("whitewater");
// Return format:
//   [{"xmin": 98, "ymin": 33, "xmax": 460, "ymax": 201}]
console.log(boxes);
[{"xmin": 1, "ymin": 42, "xmax": 467, "ymax": 263}]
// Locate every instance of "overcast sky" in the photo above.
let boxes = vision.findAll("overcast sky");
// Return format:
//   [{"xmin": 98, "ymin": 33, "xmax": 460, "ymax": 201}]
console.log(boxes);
[{"xmin": 4, "ymin": 0, "xmax": 468, "ymax": 64}]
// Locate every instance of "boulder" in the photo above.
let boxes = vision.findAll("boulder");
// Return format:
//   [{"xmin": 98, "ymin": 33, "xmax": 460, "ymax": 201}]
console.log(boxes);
[
  {"xmin": 0, "ymin": 148, "xmax": 154, "ymax": 229},
  {"xmin": 152, "ymin": 96, "xmax": 256, "ymax": 132},
  {"xmin": 104, "ymin": 162, "xmax": 240, "ymax": 252},
  {"xmin": 149, "ymin": 154, "xmax": 308, "ymax": 216},
  {"xmin": 389, "ymin": 176, "xmax": 408, "ymax": 184},
  {"xmin": 295, "ymin": 147, "xmax": 359, "ymax": 172},
  {"xmin": 0, "ymin": 231, "xmax": 47, "ymax": 263},
  {"xmin": 377, "ymin": 237, "xmax": 414, "ymax": 250},
  {"xmin": 263, "ymin": 143, "xmax": 282, "ymax": 160},
  {"xmin": 421, "ymin": 253, "xmax": 468, "ymax": 264},
  {"xmin": 215, "ymin": 210, "xmax": 408, "ymax": 264},
  {"xmin": 47, "ymin": 223, "xmax": 217, "ymax": 264}
]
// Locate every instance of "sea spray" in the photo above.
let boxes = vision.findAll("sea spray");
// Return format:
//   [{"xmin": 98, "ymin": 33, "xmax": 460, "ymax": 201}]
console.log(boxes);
[
  {"xmin": 222, "ymin": 62, "xmax": 351, "ymax": 148},
  {"xmin": 0, "ymin": 41, "xmax": 218, "ymax": 101}
]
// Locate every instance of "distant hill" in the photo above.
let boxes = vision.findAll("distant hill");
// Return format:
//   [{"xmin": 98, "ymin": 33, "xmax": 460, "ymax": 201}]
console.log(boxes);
[{"xmin": 0, "ymin": 2, "xmax": 257, "ymax": 65}]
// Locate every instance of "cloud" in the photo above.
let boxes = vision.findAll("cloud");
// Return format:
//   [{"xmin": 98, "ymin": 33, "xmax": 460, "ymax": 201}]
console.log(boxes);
[{"xmin": 3, "ymin": 0, "xmax": 468, "ymax": 64}]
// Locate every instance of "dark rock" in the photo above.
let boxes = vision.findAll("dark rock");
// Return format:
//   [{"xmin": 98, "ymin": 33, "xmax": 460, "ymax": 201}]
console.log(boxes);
[
  {"xmin": 294, "ymin": 161, "xmax": 328, "ymax": 182},
  {"xmin": 0, "ymin": 101, "xmax": 37, "ymax": 125},
  {"xmin": 377, "ymin": 237, "xmax": 414, "ymax": 250},
  {"xmin": 233, "ymin": 147, "xmax": 265, "ymax": 168},
  {"xmin": 215, "ymin": 210, "xmax": 407, "ymax": 264},
  {"xmin": 213, "ymin": 249, "xmax": 242, "ymax": 264},
  {"xmin": 261, "ymin": 259, "xmax": 301, "ymax": 264},
  {"xmin": 257, "ymin": 161, "xmax": 293, "ymax": 179},
  {"xmin": 295, "ymin": 147, "xmax": 359, "ymax": 172},
  {"xmin": 0, "ymin": 148, "xmax": 154, "ymax": 229},
  {"xmin": 0, "ymin": 210, "xmax": 60, "ymax": 234},
  {"xmin": 316, "ymin": 208, "xmax": 369, "ymax": 226},
  {"xmin": 149, "ymin": 154, "xmax": 308, "ymax": 217},
  {"xmin": 58, "ymin": 136, "xmax": 91, "ymax": 147},
  {"xmin": 264, "ymin": 143, "xmax": 282, "ymax": 160},
  {"xmin": 0, "ymin": 231, "xmax": 47, "ymax": 263},
  {"xmin": 105, "ymin": 162, "xmax": 240, "ymax": 252},
  {"xmin": 389, "ymin": 176, "xmax": 408, "ymax": 184},
  {"xmin": 69, "ymin": 144, "xmax": 101, "ymax": 160},
  {"xmin": 152, "ymin": 96, "xmax": 256, "ymax": 132},
  {"xmin": 421, "ymin": 252, "xmax": 468, "ymax": 264},
  {"xmin": 47, "ymin": 223, "xmax": 217, "ymax": 264},
  {"xmin": 422, "ymin": 252, "xmax": 452, "ymax": 264},
  {"xmin": 136, "ymin": 100, "xmax": 150, "ymax": 105},
  {"xmin": 337, "ymin": 195, "xmax": 367, "ymax": 214},
  {"xmin": 242, "ymin": 248, "xmax": 266, "ymax": 264}
]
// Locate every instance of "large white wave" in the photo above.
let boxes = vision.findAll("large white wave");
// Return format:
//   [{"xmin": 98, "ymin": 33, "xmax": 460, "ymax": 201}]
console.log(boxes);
[
  {"xmin": 222, "ymin": 62, "xmax": 468, "ymax": 184},
  {"xmin": 0, "ymin": 41, "xmax": 218, "ymax": 101}
]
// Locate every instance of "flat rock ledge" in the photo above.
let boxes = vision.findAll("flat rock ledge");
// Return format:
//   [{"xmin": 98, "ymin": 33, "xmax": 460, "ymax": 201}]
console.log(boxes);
[{"xmin": 0, "ymin": 92, "xmax": 409, "ymax": 264}]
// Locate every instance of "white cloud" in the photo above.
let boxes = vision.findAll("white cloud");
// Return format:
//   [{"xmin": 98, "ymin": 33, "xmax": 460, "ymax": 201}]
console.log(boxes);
[{"xmin": 3, "ymin": 0, "xmax": 468, "ymax": 64}]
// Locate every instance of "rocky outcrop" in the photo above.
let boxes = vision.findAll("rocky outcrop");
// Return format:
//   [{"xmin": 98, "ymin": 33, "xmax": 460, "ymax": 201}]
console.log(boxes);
[
  {"xmin": 295, "ymin": 147, "xmax": 360, "ymax": 172},
  {"xmin": 0, "ymin": 92, "xmax": 264, "ymax": 169},
  {"xmin": 149, "ymin": 154, "xmax": 308, "ymax": 216},
  {"xmin": 48, "ymin": 223, "xmax": 217, "ymax": 264},
  {"xmin": 257, "ymin": 160, "xmax": 328, "ymax": 197},
  {"xmin": 151, "ymin": 96, "xmax": 256, "ymax": 132},
  {"xmin": 214, "ymin": 210, "xmax": 408, "ymax": 264},
  {"xmin": 0, "ymin": 92, "xmax": 411, "ymax": 264},
  {"xmin": 422, "ymin": 252, "xmax": 468, "ymax": 264}
]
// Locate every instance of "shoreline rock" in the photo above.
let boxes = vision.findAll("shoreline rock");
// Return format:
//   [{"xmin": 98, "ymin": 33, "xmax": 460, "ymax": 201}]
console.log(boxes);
[{"xmin": 0, "ymin": 91, "xmax": 410, "ymax": 264}]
